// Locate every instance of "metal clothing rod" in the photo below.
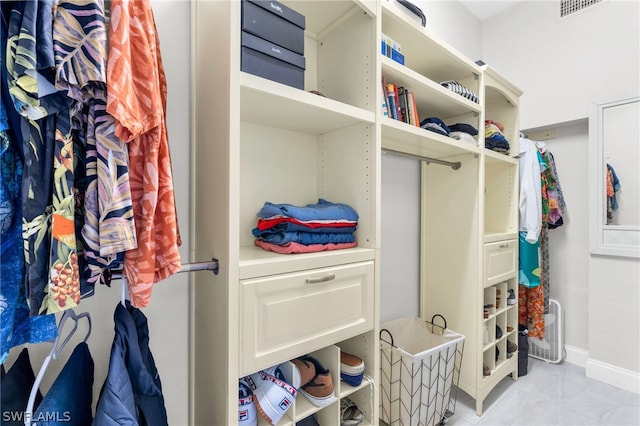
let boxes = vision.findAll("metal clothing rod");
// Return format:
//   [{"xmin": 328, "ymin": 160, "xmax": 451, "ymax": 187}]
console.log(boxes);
[
  {"xmin": 382, "ymin": 148, "xmax": 462, "ymax": 170},
  {"xmin": 110, "ymin": 258, "xmax": 219, "ymax": 280}
]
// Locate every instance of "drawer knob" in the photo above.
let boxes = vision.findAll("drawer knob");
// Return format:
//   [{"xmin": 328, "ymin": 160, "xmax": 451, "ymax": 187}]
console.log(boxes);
[
  {"xmin": 499, "ymin": 244, "xmax": 509, "ymax": 248},
  {"xmin": 306, "ymin": 273, "xmax": 336, "ymax": 284}
]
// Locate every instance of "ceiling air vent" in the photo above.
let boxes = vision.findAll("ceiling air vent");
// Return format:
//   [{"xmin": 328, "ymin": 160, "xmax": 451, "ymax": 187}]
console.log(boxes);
[{"xmin": 560, "ymin": 0, "xmax": 603, "ymax": 17}]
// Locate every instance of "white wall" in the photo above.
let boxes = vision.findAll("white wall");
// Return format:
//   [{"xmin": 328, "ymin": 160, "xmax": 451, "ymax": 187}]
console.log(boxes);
[
  {"xmin": 480, "ymin": 0, "xmax": 640, "ymax": 130},
  {"xmin": 481, "ymin": 0, "xmax": 640, "ymax": 388},
  {"xmin": 3, "ymin": 2, "xmax": 192, "ymax": 425},
  {"xmin": 380, "ymin": 154, "xmax": 422, "ymax": 324},
  {"xmin": 539, "ymin": 122, "xmax": 591, "ymax": 351}
]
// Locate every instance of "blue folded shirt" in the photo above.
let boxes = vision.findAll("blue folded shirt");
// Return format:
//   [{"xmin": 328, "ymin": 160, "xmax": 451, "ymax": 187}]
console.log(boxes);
[
  {"xmin": 257, "ymin": 199, "xmax": 359, "ymax": 222},
  {"xmin": 257, "ymin": 232, "xmax": 357, "ymax": 246}
]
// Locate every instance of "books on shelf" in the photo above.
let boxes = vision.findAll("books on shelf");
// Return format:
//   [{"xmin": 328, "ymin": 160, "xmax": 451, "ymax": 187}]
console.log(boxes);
[
  {"xmin": 381, "ymin": 77, "xmax": 419, "ymax": 126},
  {"xmin": 381, "ymin": 33, "xmax": 404, "ymax": 65}
]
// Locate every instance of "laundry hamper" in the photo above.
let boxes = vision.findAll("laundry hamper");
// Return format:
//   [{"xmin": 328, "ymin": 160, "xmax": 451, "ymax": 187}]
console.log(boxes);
[{"xmin": 379, "ymin": 315, "xmax": 464, "ymax": 426}]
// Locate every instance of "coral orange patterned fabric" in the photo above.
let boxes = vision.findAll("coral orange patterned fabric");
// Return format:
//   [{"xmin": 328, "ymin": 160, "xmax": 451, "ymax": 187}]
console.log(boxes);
[{"xmin": 107, "ymin": 0, "xmax": 182, "ymax": 307}]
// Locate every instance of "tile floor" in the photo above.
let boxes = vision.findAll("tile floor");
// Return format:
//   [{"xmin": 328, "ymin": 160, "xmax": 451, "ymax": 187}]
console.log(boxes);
[{"xmin": 446, "ymin": 358, "xmax": 640, "ymax": 426}]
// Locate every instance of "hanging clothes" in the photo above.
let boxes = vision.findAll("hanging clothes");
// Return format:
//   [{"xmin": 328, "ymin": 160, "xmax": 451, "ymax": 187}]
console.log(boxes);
[
  {"xmin": 1, "ymin": 2, "xmax": 58, "ymax": 362},
  {"xmin": 107, "ymin": 0, "xmax": 182, "ymax": 307},
  {"xmin": 5, "ymin": 0, "xmax": 82, "ymax": 315},
  {"xmin": 1, "ymin": 348, "xmax": 42, "ymax": 425},
  {"xmin": 518, "ymin": 135, "xmax": 542, "ymax": 243},
  {"xmin": 30, "ymin": 342, "xmax": 94, "ymax": 426},
  {"xmin": 517, "ymin": 138, "xmax": 567, "ymax": 338},
  {"xmin": 93, "ymin": 301, "xmax": 169, "ymax": 426},
  {"xmin": 52, "ymin": 0, "xmax": 137, "ymax": 291},
  {"xmin": 606, "ymin": 163, "xmax": 621, "ymax": 224}
]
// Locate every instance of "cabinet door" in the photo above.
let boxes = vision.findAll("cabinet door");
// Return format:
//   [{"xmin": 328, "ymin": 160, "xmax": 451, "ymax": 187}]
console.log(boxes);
[
  {"xmin": 239, "ymin": 261, "xmax": 374, "ymax": 375},
  {"xmin": 484, "ymin": 240, "xmax": 517, "ymax": 286}
]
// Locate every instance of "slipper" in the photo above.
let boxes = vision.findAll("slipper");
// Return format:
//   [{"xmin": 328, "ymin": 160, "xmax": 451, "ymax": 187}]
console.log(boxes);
[{"xmin": 340, "ymin": 397, "xmax": 364, "ymax": 426}]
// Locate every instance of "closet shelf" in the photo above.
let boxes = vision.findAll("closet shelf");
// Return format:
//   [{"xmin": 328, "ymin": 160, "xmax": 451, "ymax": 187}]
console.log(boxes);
[
  {"xmin": 483, "ymin": 232, "xmax": 518, "ymax": 244},
  {"xmin": 484, "ymin": 148, "xmax": 518, "ymax": 165},
  {"xmin": 283, "ymin": 0, "xmax": 375, "ymax": 35},
  {"xmin": 382, "ymin": 117, "xmax": 481, "ymax": 160},
  {"xmin": 481, "ymin": 65, "xmax": 522, "ymax": 106},
  {"xmin": 240, "ymin": 73, "xmax": 375, "ymax": 135},
  {"xmin": 382, "ymin": 56, "xmax": 482, "ymax": 118},
  {"xmin": 238, "ymin": 245, "xmax": 376, "ymax": 280},
  {"xmin": 381, "ymin": 1, "xmax": 481, "ymax": 83}
]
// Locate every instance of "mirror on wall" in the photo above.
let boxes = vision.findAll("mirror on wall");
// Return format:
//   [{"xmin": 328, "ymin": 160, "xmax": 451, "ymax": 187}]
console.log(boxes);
[{"xmin": 589, "ymin": 95, "xmax": 640, "ymax": 258}]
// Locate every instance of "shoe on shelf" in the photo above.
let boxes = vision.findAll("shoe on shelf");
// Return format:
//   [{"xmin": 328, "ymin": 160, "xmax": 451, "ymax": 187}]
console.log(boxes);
[
  {"xmin": 296, "ymin": 413, "xmax": 320, "ymax": 426},
  {"xmin": 239, "ymin": 378, "xmax": 258, "ymax": 426},
  {"xmin": 507, "ymin": 289, "xmax": 516, "ymax": 305},
  {"xmin": 291, "ymin": 357, "xmax": 316, "ymax": 388},
  {"xmin": 507, "ymin": 340, "xmax": 518, "ymax": 353},
  {"xmin": 496, "ymin": 325, "xmax": 503, "ymax": 339},
  {"xmin": 340, "ymin": 351, "xmax": 365, "ymax": 387},
  {"xmin": 340, "ymin": 397, "xmax": 364, "ymax": 426},
  {"xmin": 483, "ymin": 364, "xmax": 491, "ymax": 376},
  {"xmin": 297, "ymin": 355, "xmax": 337, "ymax": 407},
  {"xmin": 247, "ymin": 362, "xmax": 300, "ymax": 425}
]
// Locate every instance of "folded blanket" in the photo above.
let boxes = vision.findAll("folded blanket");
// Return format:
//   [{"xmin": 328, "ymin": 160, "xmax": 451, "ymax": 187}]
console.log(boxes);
[{"xmin": 255, "ymin": 239, "xmax": 358, "ymax": 254}]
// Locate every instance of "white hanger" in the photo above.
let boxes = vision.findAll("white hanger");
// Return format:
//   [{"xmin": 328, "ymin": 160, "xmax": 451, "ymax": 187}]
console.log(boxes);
[
  {"xmin": 24, "ymin": 309, "xmax": 92, "ymax": 425},
  {"xmin": 121, "ymin": 273, "xmax": 129, "ymax": 307}
]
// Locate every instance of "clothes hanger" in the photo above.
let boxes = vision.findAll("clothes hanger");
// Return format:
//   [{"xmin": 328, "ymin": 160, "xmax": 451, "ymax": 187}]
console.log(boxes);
[
  {"xmin": 24, "ymin": 309, "xmax": 91, "ymax": 425},
  {"xmin": 121, "ymin": 273, "xmax": 129, "ymax": 307}
]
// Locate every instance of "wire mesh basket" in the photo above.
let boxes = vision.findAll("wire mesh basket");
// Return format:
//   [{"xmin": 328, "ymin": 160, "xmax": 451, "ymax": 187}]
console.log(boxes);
[{"xmin": 380, "ymin": 315, "xmax": 465, "ymax": 426}]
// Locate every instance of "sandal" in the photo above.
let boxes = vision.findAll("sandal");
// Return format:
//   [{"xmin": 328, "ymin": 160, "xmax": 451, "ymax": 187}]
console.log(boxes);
[{"xmin": 340, "ymin": 397, "xmax": 364, "ymax": 426}]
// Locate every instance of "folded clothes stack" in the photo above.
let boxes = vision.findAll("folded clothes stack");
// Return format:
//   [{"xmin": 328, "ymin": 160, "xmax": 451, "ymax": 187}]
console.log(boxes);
[
  {"xmin": 485, "ymin": 119, "xmax": 510, "ymax": 154},
  {"xmin": 253, "ymin": 199, "xmax": 358, "ymax": 254},
  {"xmin": 440, "ymin": 80, "xmax": 480, "ymax": 104},
  {"xmin": 448, "ymin": 122, "xmax": 479, "ymax": 145}
]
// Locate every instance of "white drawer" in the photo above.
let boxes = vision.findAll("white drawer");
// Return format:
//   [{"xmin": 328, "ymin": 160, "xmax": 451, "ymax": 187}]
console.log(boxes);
[
  {"xmin": 239, "ymin": 261, "xmax": 374, "ymax": 375},
  {"xmin": 484, "ymin": 240, "xmax": 517, "ymax": 286}
]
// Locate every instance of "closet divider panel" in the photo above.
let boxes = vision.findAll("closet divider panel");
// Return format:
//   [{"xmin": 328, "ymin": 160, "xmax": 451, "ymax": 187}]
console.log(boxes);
[{"xmin": 192, "ymin": 1, "xmax": 240, "ymax": 425}]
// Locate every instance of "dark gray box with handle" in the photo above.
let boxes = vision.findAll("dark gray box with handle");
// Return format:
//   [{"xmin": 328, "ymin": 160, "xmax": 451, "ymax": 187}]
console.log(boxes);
[
  {"xmin": 241, "ymin": 0, "xmax": 306, "ymax": 55},
  {"xmin": 241, "ymin": 31, "xmax": 306, "ymax": 90}
]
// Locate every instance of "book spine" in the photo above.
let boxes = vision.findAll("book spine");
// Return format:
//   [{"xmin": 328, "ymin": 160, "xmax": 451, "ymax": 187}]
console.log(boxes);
[
  {"xmin": 409, "ymin": 91, "xmax": 420, "ymax": 127},
  {"xmin": 406, "ymin": 90, "xmax": 414, "ymax": 125},
  {"xmin": 381, "ymin": 77, "xmax": 391, "ymax": 117},
  {"xmin": 385, "ymin": 83, "xmax": 398, "ymax": 120},
  {"xmin": 392, "ymin": 84, "xmax": 401, "ymax": 121},
  {"xmin": 398, "ymin": 87, "xmax": 407, "ymax": 123}
]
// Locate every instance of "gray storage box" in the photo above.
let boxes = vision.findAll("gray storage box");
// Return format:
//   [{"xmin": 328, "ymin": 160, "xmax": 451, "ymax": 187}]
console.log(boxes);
[
  {"xmin": 241, "ymin": 31, "xmax": 305, "ymax": 90},
  {"xmin": 241, "ymin": 0, "xmax": 305, "ymax": 55}
]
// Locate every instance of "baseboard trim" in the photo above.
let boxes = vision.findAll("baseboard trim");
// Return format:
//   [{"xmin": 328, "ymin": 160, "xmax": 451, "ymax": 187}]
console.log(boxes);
[
  {"xmin": 564, "ymin": 345, "xmax": 588, "ymax": 368},
  {"xmin": 586, "ymin": 358, "xmax": 640, "ymax": 394}
]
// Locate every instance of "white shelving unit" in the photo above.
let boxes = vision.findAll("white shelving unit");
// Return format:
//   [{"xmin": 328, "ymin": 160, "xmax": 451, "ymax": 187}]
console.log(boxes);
[
  {"xmin": 378, "ymin": 1, "xmax": 522, "ymax": 417},
  {"xmin": 475, "ymin": 65, "xmax": 522, "ymax": 415},
  {"xmin": 191, "ymin": 0, "xmax": 521, "ymax": 423},
  {"xmin": 192, "ymin": 1, "xmax": 379, "ymax": 424}
]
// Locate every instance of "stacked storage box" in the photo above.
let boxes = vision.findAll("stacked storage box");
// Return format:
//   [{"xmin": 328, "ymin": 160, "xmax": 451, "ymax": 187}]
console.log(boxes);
[{"xmin": 241, "ymin": 0, "xmax": 306, "ymax": 89}]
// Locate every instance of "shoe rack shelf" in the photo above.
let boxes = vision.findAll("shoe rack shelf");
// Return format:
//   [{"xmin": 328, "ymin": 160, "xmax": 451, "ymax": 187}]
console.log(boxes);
[
  {"xmin": 482, "ymin": 280, "xmax": 518, "ymax": 374},
  {"xmin": 261, "ymin": 338, "xmax": 375, "ymax": 426}
]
